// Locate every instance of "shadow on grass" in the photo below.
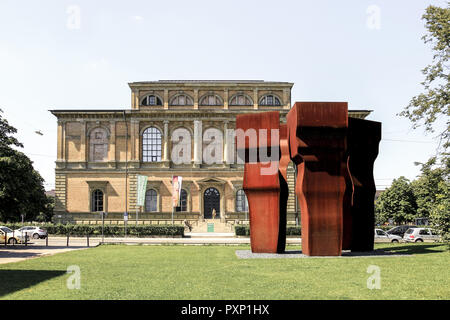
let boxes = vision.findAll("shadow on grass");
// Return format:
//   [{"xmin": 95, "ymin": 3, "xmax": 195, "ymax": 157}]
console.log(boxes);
[
  {"xmin": 380, "ymin": 243, "xmax": 448, "ymax": 255},
  {"xmin": 0, "ymin": 270, "xmax": 66, "ymax": 297}
]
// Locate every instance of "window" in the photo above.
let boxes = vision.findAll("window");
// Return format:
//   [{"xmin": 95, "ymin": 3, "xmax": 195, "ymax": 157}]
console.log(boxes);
[
  {"xmin": 175, "ymin": 189, "xmax": 188, "ymax": 212},
  {"xmin": 91, "ymin": 189, "xmax": 104, "ymax": 212},
  {"xmin": 141, "ymin": 95, "xmax": 162, "ymax": 106},
  {"xmin": 376, "ymin": 230, "xmax": 386, "ymax": 236},
  {"xmin": 229, "ymin": 94, "xmax": 253, "ymax": 106},
  {"xmin": 145, "ymin": 189, "xmax": 158, "ymax": 212},
  {"xmin": 419, "ymin": 229, "xmax": 430, "ymax": 235},
  {"xmin": 236, "ymin": 189, "xmax": 248, "ymax": 212},
  {"xmin": 259, "ymin": 94, "xmax": 281, "ymax": 106},
  {"xmin": 170, "ymin": 94, "xmax": 194, "ymax": 106},
  {"xmin": 142, "ymin": 127, "xmax": 162, "ymax": 162},
  {"xmin": 89, "ymin": 127, "xmax": 109, "ymax": 162},
  {"xmin": 199, "ymin": 94, "xmax": 223, "ymax": 106}
]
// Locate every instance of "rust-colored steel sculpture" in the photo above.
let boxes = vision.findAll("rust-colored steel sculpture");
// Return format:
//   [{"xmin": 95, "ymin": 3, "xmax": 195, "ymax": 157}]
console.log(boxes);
[
  {"xmin": 237, "ymin": 102, "xmax": 379, "ymax": 256},
  {"xmin": 236, "ymin": 111, "xmax": 287, "ymax": 253},
  {"xmin": 287, "ymin": 102, "xmax": 348, "ymax": 256},
  {"xmin": 344, "ymin": 117, "xmax": 382, "ymax": 251}
]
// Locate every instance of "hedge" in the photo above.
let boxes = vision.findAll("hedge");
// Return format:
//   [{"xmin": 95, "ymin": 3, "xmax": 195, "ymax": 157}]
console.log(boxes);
[
  {"xmin": 235, "ymin": 225, "xmax": 301, "ymax": 236},
  {"xmin": 1, "ymin": 223, "xmax": 185, "ymax": 237}
]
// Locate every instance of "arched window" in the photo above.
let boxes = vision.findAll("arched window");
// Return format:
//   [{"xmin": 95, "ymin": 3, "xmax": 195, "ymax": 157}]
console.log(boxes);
[
  {"xmin": 141, "ymin": 95, "xmax": 162, "ymax": 106},
  {"xmin": 199, "ymin": 94, "xmax": 223, "ymax": 106},
  {"xmin": 259, "ymin": 94, "xmax": 281, "ymax": 106},
  {"xmin": 229, "ymin": 94, "xmax": 253, "ymax": 106},
  {"xmin": 236, "ymin": 189, "xmax": 248, "ymax": 212},
  {"xmin": 175, "ymin": 189, "xmax": 188, "ymax": 212},
  {"xmin": 145, "ymin": 189, "xmax": 158, "ymax": 212},
  {"xmin": 142, "ymin": 127, "xmax": 162, "ymax": 162},
  {"xmin": 170, "ymin": 94, "xmax": 194, "ymax": 106},
  {"xmin": 89, "ymin": 127, "xmax": 109, "ymax": 162},
  {"xmin": 91, "ymin": 189, "xmax": 104, "ymax": 212}
]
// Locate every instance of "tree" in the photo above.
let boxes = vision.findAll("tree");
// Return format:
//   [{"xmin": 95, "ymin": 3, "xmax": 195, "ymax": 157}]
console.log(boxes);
[
  {"xmin": 411, "ymin": 157, "xmax": 449, "ymax": 219},
  {"xmin": 375, "ymin": 177, "xmax": 418, "ymax": 225},
  {"xmin": 0, "ymin": 109, "xmax": 48, "ymax": 222},
  {"xmin": 399, "ymin": 4, "xmax": 450, "ymax": 244},
  {"xmin": 429, "ymin": 180, "xmax": 450, "ymax": 244},
  {"xmin": 35, "ymin": 195, "xmax": 55, "ymax": 222},
  {"xmin": 399, "ymin": 4, "xmax": 449, "ymax": 153},
  {"xmin": 414, "ymin": 156, "xmax": 450, "ymax": 244}
]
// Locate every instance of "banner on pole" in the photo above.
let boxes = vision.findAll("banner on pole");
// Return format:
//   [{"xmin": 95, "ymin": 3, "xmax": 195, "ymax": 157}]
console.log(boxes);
[
  {"xmin": 136, "ymin": 175, "xmax": 148, "ymax": 207},
  {"xmin": 172, "ymin": 176, "xmax": 182, "ymax": 207}
]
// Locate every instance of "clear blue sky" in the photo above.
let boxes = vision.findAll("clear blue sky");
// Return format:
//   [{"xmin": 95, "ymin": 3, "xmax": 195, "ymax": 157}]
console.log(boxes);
[{"xmin": 0, "ymin": 0, "xmax": 447, "ymax": 190}]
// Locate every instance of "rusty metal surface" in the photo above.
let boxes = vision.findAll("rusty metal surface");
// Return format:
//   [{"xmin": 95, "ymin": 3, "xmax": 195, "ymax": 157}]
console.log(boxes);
[
  {"xmin": 345, "ymin": 117, "xmax": 381, "ymax": 251},
  {"xmin": 236, "ymin": 111, "xmax": 287, "ymax": 253},
  {"xmin": 287, "ymin": 102, "xmax": 348, "ymax": 256},
  {"xmin": 279, "ymin": 123, "xmax": 290, "ymax": 181}
]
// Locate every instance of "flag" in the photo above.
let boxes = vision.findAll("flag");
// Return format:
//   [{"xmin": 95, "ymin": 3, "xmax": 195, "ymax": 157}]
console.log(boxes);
[
  {"xmin": 136, "ymin": 175, "xmax": 148, "ymax": 207},
  {"xmin": 172, "ymin": 176, "xmax": 182, "ymax": 207}
]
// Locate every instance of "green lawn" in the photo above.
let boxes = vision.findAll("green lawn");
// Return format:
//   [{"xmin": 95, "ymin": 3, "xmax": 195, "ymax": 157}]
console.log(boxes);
[{"xmin": 0, "ymin": 243, "xmax": 449, "ymax": 299}]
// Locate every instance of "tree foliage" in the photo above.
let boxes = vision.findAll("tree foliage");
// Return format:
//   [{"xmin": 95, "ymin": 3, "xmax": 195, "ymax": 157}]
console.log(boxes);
[
  {"xmin": 375, "ymin": 176, "xmax": 418, "ymax": 225},
  {"xmin": 398, "ymin": 3, "xmax": 450, "ymax": 244},
  {"xmin": 411, "ymin": 157, "xmax": 449, "ymax": 218},
  {"xmin": 376, "ymin": 158, "xmax": 450, "ymax": 243},
  {"xmin": 0, "ymin": 109, "xmax": 50, "ymax": 222},
  {"xmin": 399, "ymin": 4, "xmax": 449, "ymax": 152}
]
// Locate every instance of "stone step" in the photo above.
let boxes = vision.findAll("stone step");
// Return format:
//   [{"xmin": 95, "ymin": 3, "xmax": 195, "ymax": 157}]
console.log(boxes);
[{"xmin": 190, "ymin": 220, "xmax": 234, "ymax": 233}]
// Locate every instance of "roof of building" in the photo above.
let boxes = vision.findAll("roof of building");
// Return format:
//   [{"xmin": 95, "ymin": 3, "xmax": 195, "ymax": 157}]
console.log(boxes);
[
  {"xmin": 49, "ymin": 108, "xmax": 373, "ymax": 113},
  {"xmin": 129, "ymin": 80, "xmax": 293, "ymax": 84}
]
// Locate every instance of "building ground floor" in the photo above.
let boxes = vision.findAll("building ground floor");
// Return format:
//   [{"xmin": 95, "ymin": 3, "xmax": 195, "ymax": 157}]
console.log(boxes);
[{"xmin": 53, "ymin": 165, "xmax": 298, "ymax": 225}]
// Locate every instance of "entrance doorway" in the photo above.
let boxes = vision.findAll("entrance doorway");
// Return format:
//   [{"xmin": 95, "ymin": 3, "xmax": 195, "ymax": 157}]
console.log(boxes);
[{"xmin": 203, "ymin": 187, "xmax": 220, "ymax": 219}]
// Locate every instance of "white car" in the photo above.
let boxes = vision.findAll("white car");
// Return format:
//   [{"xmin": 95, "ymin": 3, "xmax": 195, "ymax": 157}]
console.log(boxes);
[
  {"xmin": 374, "ymin": 229, "xmax": 402, "ymax": 243},
  {"xmin": 403, "ymin": 228, "xmax": 440, "ymax": 243},
  {"xmin": 0, "ymin": 226, "xmax": 28, "ymax": 244},
  {"xmin": 15, "ymin": 226, "xmax": 48, "ymax": 239}
]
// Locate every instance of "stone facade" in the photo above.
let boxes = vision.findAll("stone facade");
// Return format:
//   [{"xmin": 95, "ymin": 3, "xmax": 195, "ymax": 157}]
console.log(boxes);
[{"xmin": 51, "ymin": 80, "xmax": 371, "ymax": 223}]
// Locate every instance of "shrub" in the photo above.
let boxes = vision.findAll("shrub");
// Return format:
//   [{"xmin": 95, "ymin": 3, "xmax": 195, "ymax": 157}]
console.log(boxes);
[
  {"xmin": 1, "ymin": 223, "xmax": 184, "ymax": 237},
  {"xmin": 235, "ymin": 225, "xmax": 301, "ymax": 236}
]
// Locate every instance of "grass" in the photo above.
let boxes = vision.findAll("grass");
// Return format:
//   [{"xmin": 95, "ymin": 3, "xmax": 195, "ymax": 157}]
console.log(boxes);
[{"xmin": 0, "ymin": 243, "xmax": 449, "ymax": 299}]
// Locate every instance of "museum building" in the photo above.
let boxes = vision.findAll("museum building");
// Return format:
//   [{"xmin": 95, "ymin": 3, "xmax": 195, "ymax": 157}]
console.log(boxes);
[{"xmin": 51, "ymin": 80, "xmax": 371, "ymax": 228}]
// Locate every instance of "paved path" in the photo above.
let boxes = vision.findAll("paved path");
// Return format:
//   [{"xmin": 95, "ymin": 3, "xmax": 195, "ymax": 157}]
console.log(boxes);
[{"xmin": 0, "ymin": 246, "xmax": 93, "ymax": 264}]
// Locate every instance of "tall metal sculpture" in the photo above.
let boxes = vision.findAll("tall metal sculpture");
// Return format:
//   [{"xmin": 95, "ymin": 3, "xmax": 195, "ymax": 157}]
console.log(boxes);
[
  {"xmin": 287, "ymin": 102, "xmax": 348, "ymax": 256},
  {"xmin": 237, "ymin": 102, "xmax": 380, "ymax": 256},
  {"xmin": 236, "ymin": 111, "xmax": 288, "ymax": 253},
  {"xmin": 344, "ymin": 117, "xmax": 381, "ymax": 251}
]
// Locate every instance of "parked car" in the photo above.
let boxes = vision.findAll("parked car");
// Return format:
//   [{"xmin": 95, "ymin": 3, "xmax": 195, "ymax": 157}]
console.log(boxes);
[
  {"xmin": 374, "ymin": 229, "xmax": 402, "ymax": 243},
  {"xmin": 15, "ymin": 226, "xmax": 48, "ymax": 239},
  {"xmin": 386, "ymin": 225, "xmax": 417, "ymax": 237},
  {"xmin": 403, "ymin": 228, "xmax": 440, "ymax": 243},
  {"xmin": 0, "ymin": 226, "xmax": 28, "ymax": 244}
]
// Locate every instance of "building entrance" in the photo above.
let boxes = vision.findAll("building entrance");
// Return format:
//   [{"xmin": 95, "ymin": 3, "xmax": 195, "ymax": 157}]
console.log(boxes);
[{"xmin": 203, "ymin": 187, "xmax": 220, "ymax": 219}]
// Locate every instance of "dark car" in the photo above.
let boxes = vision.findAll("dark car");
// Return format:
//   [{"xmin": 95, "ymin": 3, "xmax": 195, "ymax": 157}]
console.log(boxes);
[{"xmin": 386, "ymin": 225, "xmax": 417, "ymax": 237}]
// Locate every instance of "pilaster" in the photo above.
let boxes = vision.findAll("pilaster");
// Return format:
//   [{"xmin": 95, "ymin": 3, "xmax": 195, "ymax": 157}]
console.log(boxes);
[
  {"xmin": 193, "ymin": 120, "xmax": 202, "ymax": 167},
  {"xmin": 253, "ymin": 88, "xmax": 258, "ymax": 109},
  {"xmin": 108, "ymin": 120, "xmax": 116, "ymax": 162}
]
